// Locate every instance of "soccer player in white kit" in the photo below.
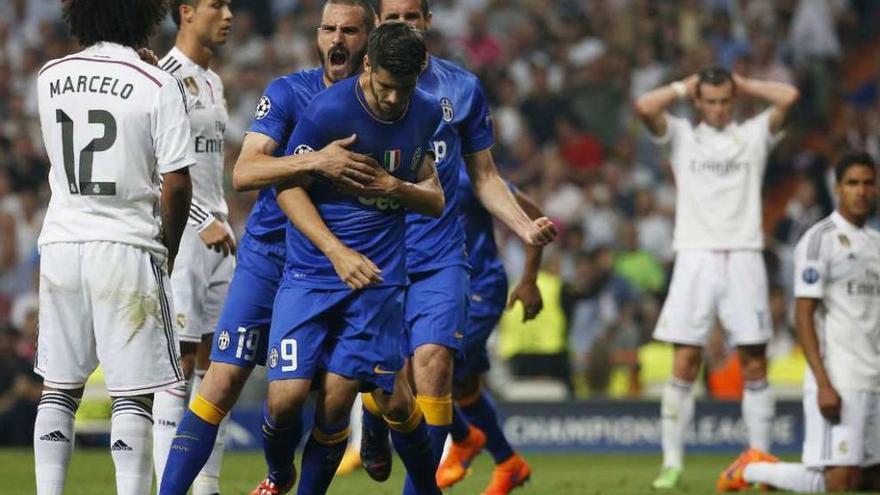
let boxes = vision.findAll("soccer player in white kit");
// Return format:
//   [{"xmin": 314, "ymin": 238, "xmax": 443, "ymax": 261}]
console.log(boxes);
[
  {"xmin": 718, "ymin": 151, "xmax": 880, "ymax": 493},
  {"xmin": 151, "ymin": 2, "xmax": 235, "ymax": 493},
  {"xmin": 32, "ymin": 1, "xmax": 193, "ymax": 494},
  {"xmin": 635, "ymin": 67, "xmax": 799, "ymax": 489}
]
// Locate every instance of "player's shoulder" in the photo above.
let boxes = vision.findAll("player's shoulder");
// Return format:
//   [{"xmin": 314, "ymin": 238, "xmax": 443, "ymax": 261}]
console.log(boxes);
[
  {"xmin": 796, "ymin": 214, "xmax": 838, "ymax": 257},
  {"xmin": 412, "ymin": 86, "xmax": 443, "ymax": 118},
  {"xmin": 428, "ymin": 56, "xmax": 479, "ymax": 85},
  {"xmin": 158, "ymin": 48, "xmax": 189, "ymax": 77},
  {"xmin": 273, "ymin": 67, "xmax": 325, "ymax": 95}
]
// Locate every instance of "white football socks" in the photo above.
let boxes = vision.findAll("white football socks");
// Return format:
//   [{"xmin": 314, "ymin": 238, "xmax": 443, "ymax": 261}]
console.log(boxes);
[
  {"xmin": 744, "ymin": 462, "xmax": 825, "ymax": 492},
  {"xmin": 152, "ymin": 383, "xmax": 187, "ymax": 487},
  {"xmin": 34, "ymin": 391, "xmax": 80, "ymax": 495},
  {"xmin": 111, "ymin": 396, "xmax": 155, "ymax": 495},
  {"xmin": 660, "ymin": 378, "xmax": 694, "ymax": 469},
  {"xmin": 743, "ymin": 379, "xmax": 775, "ymax": 452}
]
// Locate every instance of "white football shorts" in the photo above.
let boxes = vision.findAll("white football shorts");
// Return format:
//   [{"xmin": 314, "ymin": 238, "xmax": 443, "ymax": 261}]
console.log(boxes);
[
  {"xmin": 803, "ymin": 388, "xmax": 880, "ymax": 468},
  {"xmin": 653, "ymin": 249, "xmax": 771, "ymax": 346},
  {"xmin": 170, "ymin": 223, "xmax": 234, "ymax": 343},
  {"xmin": 35, "ymin": 241, "xmax": 184, "ymax": 395}
]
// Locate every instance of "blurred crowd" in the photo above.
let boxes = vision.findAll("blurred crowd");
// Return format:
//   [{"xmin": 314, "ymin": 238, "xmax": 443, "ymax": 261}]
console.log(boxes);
[{"xmin": 2, "ymin": 0, "xmax": 880, "ymax": 436}]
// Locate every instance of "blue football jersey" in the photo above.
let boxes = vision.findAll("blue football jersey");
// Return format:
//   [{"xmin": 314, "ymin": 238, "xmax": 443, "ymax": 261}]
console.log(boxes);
[
  {"xmin": 243, "ymin": 68, "xmax": 326, "ymax": 246},
  {"xmin": 405, "ymin": 56, "xmax": 495, "ymax": 274},
  {"xmin": 282, "ymin": 75, "xmax": 443, "ymax": 289},
  {"xmin": 458, "ymin": 166, "xmax": 508, "ymax": 299}
]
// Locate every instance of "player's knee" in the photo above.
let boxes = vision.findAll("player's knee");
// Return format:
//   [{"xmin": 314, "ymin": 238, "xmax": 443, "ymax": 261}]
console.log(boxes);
[
  {"xmin": 824, "ymin": 467, "xmax": 861, "ymax": 492},
  {"xmin": 414, "ymin": 345, "xmax": 454, "ymax": 392},
  {"xmin": 382, "ymin": 391, "xmax": 415, "ymax": 423},
  {"xmin": 266, "ymin": 389, "xmax": 307, "ymax": 425}
]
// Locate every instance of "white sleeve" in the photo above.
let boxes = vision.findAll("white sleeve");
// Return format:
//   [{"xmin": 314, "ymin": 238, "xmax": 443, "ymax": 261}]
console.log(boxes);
[
  {"xmin": 648, "ymin": 113, "xmax": 685, "ymax": 146},
  {"xmin": 154, "ymin": 77, "xmax": 195, "ymax": 175},
  {"xmin": 793, "ymin": 228, "xmax": 827, "ymax": 299}
]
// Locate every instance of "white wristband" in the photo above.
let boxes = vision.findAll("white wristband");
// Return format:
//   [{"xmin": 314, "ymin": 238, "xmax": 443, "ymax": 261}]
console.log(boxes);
[{"xmin": 670, "ymin": 81, "xmax": 687, "ymax": 100}]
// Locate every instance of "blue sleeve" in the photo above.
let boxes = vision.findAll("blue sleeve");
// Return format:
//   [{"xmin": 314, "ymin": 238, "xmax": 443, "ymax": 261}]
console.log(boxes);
[
  {"xmin": 248, "ymin": 78, "xmax": 297, "ymax": 146},
  {"xmin": 284, "ymin": 113, "xmax": 326, "ymax": 156},
  {"xmin": 458, "ymin": 79, "xmax": 495, "ymax": 155}
]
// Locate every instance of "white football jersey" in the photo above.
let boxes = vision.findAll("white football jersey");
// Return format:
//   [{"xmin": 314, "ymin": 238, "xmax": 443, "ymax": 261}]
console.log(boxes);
[
  {"xmin": 159, "ymin": 47, "xmax": 229, "ymax": 228},
  {"xmin": 794, "ymin": 211, "xmax": 880, "ymax": 391},
  {"xmin": 652, "ymin": 109, "xmax": 781, "ymax": 251},
  {"xmin": 37, "ymin": 42, "xmax": 194, "ymax": 258}
]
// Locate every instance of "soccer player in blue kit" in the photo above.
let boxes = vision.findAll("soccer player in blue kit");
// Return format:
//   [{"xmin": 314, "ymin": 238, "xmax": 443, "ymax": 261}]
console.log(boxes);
[
  {"xmin": 357, "ymin": 1, "xmax": 557, "ymax": 492},
  {"xmin": 436, "ymin": 173, "xmax": 546, "ymax": 495},
  {"xmin": 158, "ymin": 2, "xmax": 383, "ymax": 494},
  {"xmin": 264, "ymin": 21, "xmax": 445, "ymax": 495}
]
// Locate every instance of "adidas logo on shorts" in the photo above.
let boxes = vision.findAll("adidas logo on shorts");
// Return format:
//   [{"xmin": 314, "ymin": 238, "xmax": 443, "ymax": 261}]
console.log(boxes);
[
  {"xmin": 111, "ymin": 440, "xmax": 133, "ymax": 451},
  {"xmin": 40, "ymin": 430, "xmax": 70, "ymax": 443}
]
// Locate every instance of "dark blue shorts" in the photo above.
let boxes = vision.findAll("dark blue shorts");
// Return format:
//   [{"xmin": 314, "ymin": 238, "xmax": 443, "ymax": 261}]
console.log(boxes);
[
  {"xmin": 210, "ymin": 234, "xmax": 284, "ymax": 369},
  {"xmin": 266, "ymin": 285, "xmax": 405, "ymax": 394},
  {"xmin": 455, "ymin": 289, "xmax": 506, "ymax": 380},
  {"xmin": 404, "ymin": 265, "xmax": 469, "ymax": 357}
]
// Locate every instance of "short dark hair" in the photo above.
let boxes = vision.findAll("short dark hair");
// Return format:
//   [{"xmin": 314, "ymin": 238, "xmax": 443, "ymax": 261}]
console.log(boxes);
[
  {"xmin": 63, "ymin": 0, "xmax": 168, "ymax": 48},
  {"xmin": 377, "ymin": 0, "xmax": 430, "ymax": 17},
  {"xmin": 367, "ymin": 21, "xmax": 426, "ymax": 78},
  {"xmin": 696, "ymin": 66, "xmax": 736, "ymax": 98},
  {"xmin": 835, "ymin": 150, "xmax": 876, "ymax": 183},
  {"xmin": 171, "ymin": 0, "xmax": 198, "ymax": 28},
  {"xmin": 323, "ymin": 0, "xmax": 377, "ymax": 33}
]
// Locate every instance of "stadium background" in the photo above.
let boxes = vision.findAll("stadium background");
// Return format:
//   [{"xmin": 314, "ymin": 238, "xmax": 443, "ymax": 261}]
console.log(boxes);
[{"xmin": 2, "ymin": 0, "xmax": 880, "ymax": 482}]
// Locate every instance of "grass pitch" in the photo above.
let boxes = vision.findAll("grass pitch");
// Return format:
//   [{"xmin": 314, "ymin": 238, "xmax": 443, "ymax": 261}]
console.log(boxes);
[{"xmin": 0, "ymin": 448, "xmax": 804, "ymax": 494}]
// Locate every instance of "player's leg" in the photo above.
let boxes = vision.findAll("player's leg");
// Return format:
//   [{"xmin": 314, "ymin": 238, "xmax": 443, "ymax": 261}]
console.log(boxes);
[
  {"xmin": 738, "ymin": 344, "xmax": 773, "ymax": 452},
  {"xmin": 33, "ymin": 386, "xmax": 84, "ymax": 495},
  {"xmin": 89, "ymin": 242, "xmax": 186, "ymax": 495},
  {"xmin": 161, "ymin": 242, "xmax": 278, "ymax": 495},
  {"xmin": 255, "ymin": 286, "xmax": 341, "ymax": 493},
  {"xmin": 723, "ymin": 251, "xmax": 775, "ymax": 453},
  {"xmin": 728, "ymin": 388, "xmax": 867, "ymax": 492},
  {"xmin": 33, "ymin": 244, "xmax": 92, "ymax": 495},
  {"xmin": 192, "ymin": 257, "xmax": 235, "ymax": 495},
  {"xmin": 407, "ymin": 267, "xmax": 469, "ymax": 466},
  {"xmin": 297, "ymin": 372, "xmax": 360, "ymax": 494},
  {"xmin": 154, "ymin": 226, "xmax": 206, "ymax": 484},
  {"xmin": 651, "ymin": 251, "xmax": 715, "ymax": 489},
  {"xmin": 369, "ymin": 369, "xmax": 438, "ymax": 493}
]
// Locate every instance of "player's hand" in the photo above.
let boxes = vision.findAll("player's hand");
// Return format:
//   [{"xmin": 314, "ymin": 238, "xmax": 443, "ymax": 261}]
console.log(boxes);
[
  {"xmin": 199, "ymin": 219, "xmax": 237, "ymax": 257},
  {"xmin": 136, "ymin": 48, "xmax": 159, "ymax": 66},
  {"xmin": 313, "ymin": 134, "xmax": 380, "ymax": 190},
  {"xmin": 818, "ymin": 384, "xmax": 842, "ymax": 423},
  {"xmin": 521, "ymin": 217, "xmax": 557, "ymax": 247},
  {"xmin": 508, "ymin": 280, "xmax": 543, "ymax": 322},
  {"xmin": 327, "ymin": 245, "xmax": 383, "ymax": 290},
  {"xmin": 682, "ymin": 74, "xmax": 699, "ymax": 99}
]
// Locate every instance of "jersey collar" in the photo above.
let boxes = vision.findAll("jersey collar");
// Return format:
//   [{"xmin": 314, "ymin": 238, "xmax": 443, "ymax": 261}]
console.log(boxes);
[
  {"xmin": 81, "ymin": 42, "xmax": 141, "ymax": 62},
  {"xmin": 831, "ymin": 210, "xmax": 864, "ymax": 233}
]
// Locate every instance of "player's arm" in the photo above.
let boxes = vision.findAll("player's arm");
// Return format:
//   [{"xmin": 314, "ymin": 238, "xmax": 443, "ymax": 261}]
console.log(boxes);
[
  {"xmin": 187, "ymin": 197, "xmax": 236, "ymax": 256},
  {"xmin": 232, "ymin": 132, "xmax": 379, "ymax": 192},
  {"xmin": 465, "ymin": 149, "xmax": 556, "ymax": 246},
  {"xmin": 161, "ymin": 168, "xmax": 192, "ymax": 272},
  {"xmin": 732, "ymin": 74, "xmax": 799, "ymax": 133},
  {"xmin": 276, "ymin": 180, "xmax": 382, "ymax": 290},
  {"xmin": 633, "ymin": 74, "xmax": 698, "ymax": 137},
  {"xmin": 508, "ymin": 187, "xmax": 545, "ymax": 321},
  {"xmin": 796, "ymin": 296, "xmax": 841, "ymax": 422},
  {"xmin": 345, "ymin": 152, "xmax": 445, "ymax": 217}
]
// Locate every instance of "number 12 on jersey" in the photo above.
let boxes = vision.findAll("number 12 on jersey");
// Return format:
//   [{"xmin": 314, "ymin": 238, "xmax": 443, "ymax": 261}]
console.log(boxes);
[{"xmin": 56, "ymin": 109, "xmax": 117, "ymax": 196}]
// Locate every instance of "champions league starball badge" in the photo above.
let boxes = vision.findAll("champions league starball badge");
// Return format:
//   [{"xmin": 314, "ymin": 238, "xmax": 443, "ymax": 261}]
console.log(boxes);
[
  {"xmin": 254, "ymin": 96, "xmax": 271, "ymax": 120},
  {"xmin": 802, "ymin": 267, "xmax": 820, "ymax": 284}
]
